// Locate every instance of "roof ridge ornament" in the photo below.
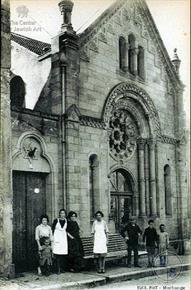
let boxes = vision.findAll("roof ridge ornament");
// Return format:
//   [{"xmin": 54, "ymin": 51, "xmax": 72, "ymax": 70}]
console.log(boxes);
[
  {"xmin": 172, "ymin": 48, "xmax": 181, "ymax": 75},
  {"xmin": 58, "ymin": 0, "xmax": 74, "ymax": 34}
]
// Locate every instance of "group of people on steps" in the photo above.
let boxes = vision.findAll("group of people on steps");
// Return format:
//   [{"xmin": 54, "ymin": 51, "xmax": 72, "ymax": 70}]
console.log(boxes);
[{"xmin": 35, "ymin": 209, "xmax": 169, "ymax": 275}]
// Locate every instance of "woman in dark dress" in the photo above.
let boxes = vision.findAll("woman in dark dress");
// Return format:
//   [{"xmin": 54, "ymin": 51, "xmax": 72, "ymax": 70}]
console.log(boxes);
[{"xmin": 67, "ymin": 211, "xmax": 84, "ymax": 272}]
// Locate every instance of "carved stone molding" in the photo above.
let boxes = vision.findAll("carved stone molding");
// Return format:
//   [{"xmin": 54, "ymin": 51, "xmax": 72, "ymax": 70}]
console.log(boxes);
[
  {"xmin": 137, "ymin": 137, "xmax": 146, "ymax": 150},
  {"xmin": 65, "ymin": 104, "xmax": 80, "ymax": 122},
  {"xmin": 98, "ymin": 32, "xmax": 107, "ymax": 43},
  {"xmin": 88, "ymin": 39, "xmax": 99, "ymax": 52},
  {"xmin": 147, "ymin": 138, "xmax": 156, "ymax": 150},
  {"xmin": 80, "ymin": 115, "xmax": 106, "ymax": 129},
  {"xmin": 158, "ymin": 135, "xmax": 177, "ymax": 145},
  {"xmin": 12, "ymin": 132, "xmax": 53, "ymax": 172}
]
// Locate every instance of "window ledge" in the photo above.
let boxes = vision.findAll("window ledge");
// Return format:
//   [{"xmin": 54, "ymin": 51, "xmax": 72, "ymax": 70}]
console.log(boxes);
[{"xmin": 117, "ymin": 69, "xmax": 146, "ymax": 84}]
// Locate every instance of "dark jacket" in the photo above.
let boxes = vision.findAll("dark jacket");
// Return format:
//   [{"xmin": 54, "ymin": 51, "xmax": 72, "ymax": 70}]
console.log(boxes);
[
  {"xmin": 121, "ymin": 223, "xmax": 142, "ymax": 245},
  {"xmin": 67, "ymin": 220, "xmax": 84, "ymax": 258},
  {"xmin": 143, "ymin": 227, "xmax": 158, "ymax": 247}
]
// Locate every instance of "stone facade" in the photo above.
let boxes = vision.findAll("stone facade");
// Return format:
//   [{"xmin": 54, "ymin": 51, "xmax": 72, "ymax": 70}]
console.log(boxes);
[{"xmin": 0, "ymin": 0, "xmax": 189, "ymax": 276}]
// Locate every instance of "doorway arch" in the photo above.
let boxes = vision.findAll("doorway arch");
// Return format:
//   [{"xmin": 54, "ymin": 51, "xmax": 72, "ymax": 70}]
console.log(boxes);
[
  {"xmin": 12, "ymin": 132, "xmax": 55, "ymax": 272},
  {"xmin": 109, "ymin": 168, "xmax": 136, "ymax": 231}
]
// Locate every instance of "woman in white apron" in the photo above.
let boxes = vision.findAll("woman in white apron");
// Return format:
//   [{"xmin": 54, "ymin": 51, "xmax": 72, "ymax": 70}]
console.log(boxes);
[
  {"xmin": 52, "ymin": 209, "xmax": 69, "ymax": 274},
  {"xmin": 91, "ymin": 211, "xmax": 109, "ymax": 273}
]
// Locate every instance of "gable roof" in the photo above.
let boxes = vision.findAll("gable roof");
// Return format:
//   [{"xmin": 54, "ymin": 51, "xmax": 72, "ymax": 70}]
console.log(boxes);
[
  {"xmin": 11, "ymin": 32, "xmax": 51, "ymax": 56},
  {"xmin": 79, "ymin": 0, "xmax": 183, "ymax": 88},
  {"xmin": 79, "ymin": 0, "xmax": 125, "ymax": 40}
]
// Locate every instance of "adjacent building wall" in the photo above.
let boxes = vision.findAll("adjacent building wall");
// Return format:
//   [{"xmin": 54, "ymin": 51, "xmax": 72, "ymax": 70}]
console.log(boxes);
[{"xmin": 0, "ymin": 0, "xmax": 13, "ymax": 276}]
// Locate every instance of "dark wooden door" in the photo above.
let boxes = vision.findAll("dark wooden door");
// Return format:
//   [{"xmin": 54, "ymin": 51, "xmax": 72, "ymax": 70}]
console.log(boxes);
[{"xmin": 12, "ymin": 171, "xmax": 47, "ymax": 272}]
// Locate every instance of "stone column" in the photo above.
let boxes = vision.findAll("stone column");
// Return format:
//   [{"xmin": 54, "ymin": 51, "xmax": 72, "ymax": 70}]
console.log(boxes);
[
  {"xmin": 132, "ymin": 47, "xmax": 139, "ymax": 75},
  {"xmin": 0, "ymin": 0, "xmax": 13, "ymax": 277},
  {"xmin": 137, "ymin": 138, "xmax": 146, "ymax": 216},
  {"xmin": 124, "ymin": 43, "xmax": 129, "ymax": 72},
  {"xmin": 155, "ymin": 141, "xmax": 160, "ymax": 216},
  {"xmin": 149, "ymin": 138, "xmax": 157, "ymax": 216},
  {"xmin": 133, "ymin": 193, "xmax": 139, "ymax": 217},
  {"xmin": 144, "ymin": 141, "xmax": 150, "ymax": 215}
]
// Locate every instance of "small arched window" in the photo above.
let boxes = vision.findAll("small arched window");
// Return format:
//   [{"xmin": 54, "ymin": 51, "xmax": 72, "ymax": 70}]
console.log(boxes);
[
  {"xmin": 128, "ymin": 34, "xmax": 135, "ymax": 74},
  {"xmin": 10, "ymin": 76, "xmax": 25, "ymax": 109},
  {"xmin": 119, "ymin": 36, "xmax": 127, "ymax": 72},
  {"xmin": 89, "ymin": 154, "xmax": 99, "ymax": 219},
  {"xmin": 164, "ymin": 165, "xmax": 172, "ymax": 215},
  {"xmin": 137, "ymin": 46, "xmax": 145, "ymax": 79}
]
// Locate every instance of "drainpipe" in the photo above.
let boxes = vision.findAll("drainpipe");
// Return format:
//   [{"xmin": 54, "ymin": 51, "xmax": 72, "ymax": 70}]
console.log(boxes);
[{"xmin": 60, "ymin": 54, "xmax": 67, "ymax": 210}]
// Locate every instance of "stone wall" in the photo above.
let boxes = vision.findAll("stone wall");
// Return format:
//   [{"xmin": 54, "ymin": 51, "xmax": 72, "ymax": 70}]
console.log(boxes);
[
  {"xmin": 0, "ymin": 0, "xmax": 12, "ymax": 276},
  {"xmin": 78, "ymin": 125, "xmax": 109, "ymax": 235},
  {"xmin": 78, "ymin": 2, "xmax": 175, "ymax": 140},
  {"xmin": 11, "ymin": 110, "xmax": 62, "ymax": 221},
  {"xmin": 76, "ymin": 0, "xmax": 188, "ymax": 240}
]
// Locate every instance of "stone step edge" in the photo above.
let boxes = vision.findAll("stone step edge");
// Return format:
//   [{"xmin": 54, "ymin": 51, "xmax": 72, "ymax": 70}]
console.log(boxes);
[{"xmin": 32, "ymin": 263, "xmax": 190, "ymax": 290}]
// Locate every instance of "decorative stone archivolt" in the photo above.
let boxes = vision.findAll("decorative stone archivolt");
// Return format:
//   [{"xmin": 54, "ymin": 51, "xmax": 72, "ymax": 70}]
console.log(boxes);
[
  {"xmin": 109, "ymin": 109, "xmax": 138, "ymax": 161},
  {"xmin": 103, "ymin": 82, "xmax": 162, "ymax": 136}
]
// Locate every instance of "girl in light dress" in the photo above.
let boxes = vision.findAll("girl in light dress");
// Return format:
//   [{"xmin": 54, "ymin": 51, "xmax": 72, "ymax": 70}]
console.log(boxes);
[
  {"xmin": 91, "ymin": 211, "xmax": 109, "ymax": 273},
  {"xmin": 35, "ymin": 214, "xmax": 53, "ymax": 275}
]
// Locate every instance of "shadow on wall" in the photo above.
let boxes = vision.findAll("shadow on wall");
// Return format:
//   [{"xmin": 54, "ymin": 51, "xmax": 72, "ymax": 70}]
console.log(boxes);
[{"xmin": 34, "ymin": 72, "xmax": 52, "ymax": 114}]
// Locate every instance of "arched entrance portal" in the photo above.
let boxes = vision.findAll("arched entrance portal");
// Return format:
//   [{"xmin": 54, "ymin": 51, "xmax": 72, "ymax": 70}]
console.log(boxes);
[
  {"xmin": 12, "ymin": 133, "xmax": 55, "ymax": 272},
  {"xmin": 110, "ymin": 169, "xmax": 134, "ymax": 231}
]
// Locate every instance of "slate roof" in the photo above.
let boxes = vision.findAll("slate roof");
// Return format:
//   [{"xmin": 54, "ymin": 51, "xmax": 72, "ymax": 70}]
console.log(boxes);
[{"xmin": 11, "ymin": 32, "xmax": 51, "ymax": 55}]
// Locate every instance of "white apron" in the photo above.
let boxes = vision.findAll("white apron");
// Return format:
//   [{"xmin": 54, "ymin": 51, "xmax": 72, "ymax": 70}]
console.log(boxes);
[
  {"xmin": 93, "ymin": 220, "xmax": 107, "ymax": 254},
  {"xmin": 53, "ymin": 219, "xmax": 68, "ymax": 255}
]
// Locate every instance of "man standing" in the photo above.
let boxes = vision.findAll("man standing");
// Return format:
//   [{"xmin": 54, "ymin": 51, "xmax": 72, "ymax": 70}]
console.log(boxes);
[
  {"xmin": 121, "ymin": 217, "xmax": 142, "ymax": 268},
  {"xmin": 143, "ymin": 220, "xmax": 158, "ymax": 267}
]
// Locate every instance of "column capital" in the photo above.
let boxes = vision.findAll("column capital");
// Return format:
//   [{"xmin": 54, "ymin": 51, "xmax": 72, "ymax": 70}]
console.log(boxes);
[
  {"xmin": 132, "ymin": 47, "xmax": 139, "ymax": 55},
  {"xmin": 147, "ymin": 138, "xmax": 156, "ymax": 149},
  {"xmin": 137, "ymin": 137, "xmax": 146, "ymax": 150}
]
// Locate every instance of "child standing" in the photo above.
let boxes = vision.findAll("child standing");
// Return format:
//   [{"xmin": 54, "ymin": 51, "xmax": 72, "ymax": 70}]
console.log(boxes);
[
  {"xmin": 158, "ymin": 224, "xmax": 169, "ymax": 267},
  {"xmin": 91, "ymin": 211, "xmax": 109, "ymax": 273},
  {"xmin": 39, "ymin": 238, "xmax": 52, "ymax": 276},
  {"xmin": 143, "ymin": 220, "xmax": 158, "ymax": 267}
]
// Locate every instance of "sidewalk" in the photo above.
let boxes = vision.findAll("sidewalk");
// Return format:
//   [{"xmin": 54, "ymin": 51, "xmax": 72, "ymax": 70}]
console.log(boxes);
[{"xmin": 0, "ymin": 255, "xmax": 190, "ymax": 290}]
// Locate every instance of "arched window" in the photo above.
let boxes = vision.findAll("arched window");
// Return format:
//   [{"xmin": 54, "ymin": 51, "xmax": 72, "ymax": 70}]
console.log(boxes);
[
  {"xmin": 164, "ymin": 165, "xmax": 172, "ymax": 215},
  {"xmin": 137, "ymin": 46, "xmax": 145, "ymax": 79},
  {"xmin": 119, "ymin": 36, "xmax": 127, "ymax": 72},
  {"xmin": 128, "ymin": 34, "xmax": 135, "ymax": 74},
  {"xmin": 89, "ymin": 154, "xmax": 99, "ymax": 219},
  {"xmin": 10, "ymin": 76, "xmax": 25, "ymax": 109},
  {"xmin": 110, "ymin": 169, "xmax": 134, "ymax": 231}
]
